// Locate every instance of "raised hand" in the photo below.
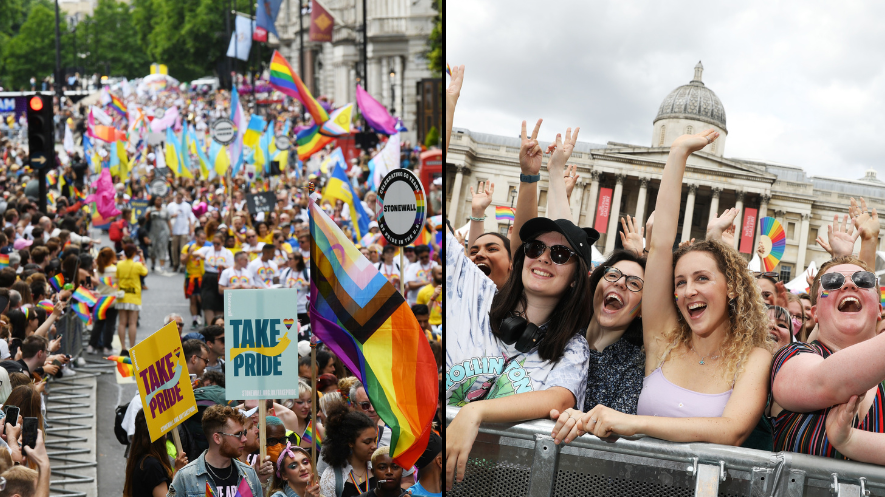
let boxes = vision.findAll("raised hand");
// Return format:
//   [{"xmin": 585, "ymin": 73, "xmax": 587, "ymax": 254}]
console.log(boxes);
[
  {"xmin": 678, "ymin": 238, "xmax": 695, "ymax": 250},
  {"xmin": 446, "ymin": 65, "xmax": 465, "ymax": 101},
  {"xmin": 519, "ymin": 119, "xmax": 544, "ymax": 176},
  {"xmin": 469, "ymin": 181, "xmax": 495, "ymax": 217},
  {"xmin": 850, "ymin": 197, "xmax": 880, "ymax": 242},
  {"xmin": 721, "ymin": 224, "xmax": 737, "ymax": 247},
  {"xmin": 706, "ymin": 207, "xmax": 739, "ymax": 241},
  {"xmin": 670, "ymin": 129, "xmax": 720, "ymax": 155},
  {"xmin": 563, "ymin": 165, "xmax": 580, "ymax": 199},
  {"xmin": 825, "ymin": 394, "xmax": 863, "ymax": 450},
  {"xmin": 644, "ymin": 211, "xmax": 655, "ymax": 250},
  {"xmin": 547, "ymin": 127, "xmax": 580, "ymax": 171},
  {"xmin": 825, "ymin": 214, "xmax": 859, "ymax": 258},
  {"xmin": 619, "ymin": 216, "xmax": 644, "ymax": 257}
]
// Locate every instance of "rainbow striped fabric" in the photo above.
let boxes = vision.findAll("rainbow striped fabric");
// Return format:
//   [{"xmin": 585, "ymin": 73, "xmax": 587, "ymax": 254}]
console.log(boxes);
[
  {"xmin": 49, "ymin": 274, "xmax": 64, "ymax": 292},
  {"xmin": 309, "ymin": 198, "xmax": 437, "ymax": 469},
  {"xmin": 72, "ymin": 287, "xmax": 99, "ymax": 306},
  {"xmin": 73, "ymin": 302, "xmax": 92, "ymax": 324},
  {"xmin": 99, "ymin": 276, "xmax": 115, "ymax": 288},
  {"xmin": 301, "ymin": 419, "xmax": 322, "ymax": 451},
  {"xmin": 295, "ymin": 124, "xmax": 333, "ymax": 161},
  {"xmin": 93, "ymin": 295, "xmax": 116, "ymax": 320},
  {"xmin": 880, "ymin": 286, "xmax": 885, "ymax": 307},
  {"xmin": 0, "ymin": 254, "xmax": 8, "ymax": 268},
  {"xmin": 204, "ymin": 481, "xmax": 218, "ymax": 497},
  {"xmin": 446, "ymin": 63, "xmax": 452, "ymax": 76},
  {"xmin": 107, "ymin": 355, "xmax": 134, "ymax": 377},
  {"xmin": 36, "ymin": 300, "xmax": 54, "ymax": 313},
  {"xmin": 268, "ymin": 50, "xmax": 329, "ymax": 125},
  {"xmin": 495, "ymin": 206, "xmax": 515, "ymax": 222},
  {"xmin": 109, "ymin": 94, "xmax": 127, "ymax": 116}
]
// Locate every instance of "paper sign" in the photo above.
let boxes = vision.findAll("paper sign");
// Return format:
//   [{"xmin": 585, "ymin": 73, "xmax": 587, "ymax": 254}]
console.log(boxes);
[
  {"xmin": 130, "ymin": 322, "xmax": 198, "ymax": 442},
  {"xmin": 739, "ymin": 208, "xmax": 758, "ymax": 254},
  {"xmin": 225, "ymin": 289, "xmax": 300, "ymax": 400},
  {"xmin": 594, "ymin": 188, "xmax": 613, "ymax": 234},
  {"xmin": 246, "ymin": 192, "xmax": 277, "ymax": 215}
]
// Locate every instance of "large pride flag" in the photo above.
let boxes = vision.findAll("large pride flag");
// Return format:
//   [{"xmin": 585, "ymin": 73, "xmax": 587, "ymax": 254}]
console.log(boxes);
[
  {"xmin": 308, "ymin": 197, "xmax": 437, "ymax": 469},
  {"xmin": 268, "ymin": 50, "xmax": 330, "ymax": 125}
]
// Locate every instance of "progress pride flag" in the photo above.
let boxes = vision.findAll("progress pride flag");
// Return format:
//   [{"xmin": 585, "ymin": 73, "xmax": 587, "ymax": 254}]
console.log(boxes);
[
  {"xmin": 739, "ymin": 208, "xmax": 758, "ymax": 254},
  {"xmin": 594, "ymin": 188, "xmax": 613, "ymax": 233}
]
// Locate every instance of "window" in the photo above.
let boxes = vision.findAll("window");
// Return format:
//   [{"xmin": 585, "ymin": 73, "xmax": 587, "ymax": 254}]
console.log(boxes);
[
  {"xmin": 711, "ymin": 140, "xmax": 717, "ymax": 154},
  {"xmin": 808, "ymin": 226, "xmax": 818, "ymax": 247},
  {"xmin": 538, "ymin": 189, "xmax": 548, "ymax": 208},
  {"xmin": 659, "ymin": 125, "xmax": 666, "ymax": 146},
  {"xmin": 685, "ymin": 125, "xmax": 693, "ymax": 135},
  {"xmin": 475, "ymin": 179, "xmax": 488, "ymax": 193},
  {"xmin": 498, "ymin": 224, "xmax": 510, "ymax": 236},
  {"xmin": 787, "ymin": 222, "xmax": 796, "ymax": 240},
  {"xmin": 779, "ymin": 264, "xmax": 792, "ymax": 283}
]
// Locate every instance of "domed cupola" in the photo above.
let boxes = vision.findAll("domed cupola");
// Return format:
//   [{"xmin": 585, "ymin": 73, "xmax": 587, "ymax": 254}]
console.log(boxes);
[{"xmin": 652, "ymin": 62, "xmax": 728, "ymax": 156}]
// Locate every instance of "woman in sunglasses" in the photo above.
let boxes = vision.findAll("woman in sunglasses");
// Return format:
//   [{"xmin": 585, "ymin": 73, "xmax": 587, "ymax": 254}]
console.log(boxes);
[
  {"xmin": 550, "ymin": 129, "xmax": 774, "ymax": 448},
  {"xmin": 445, "ymin": 215, "xmax": 594, "ymax": 490},
  {"xmin": 770, "ymin": 257, "xmax": 885, "ymax": 463}
]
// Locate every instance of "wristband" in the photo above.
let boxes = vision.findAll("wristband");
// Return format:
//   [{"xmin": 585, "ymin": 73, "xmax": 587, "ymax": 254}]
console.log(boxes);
[
  {"xmin": 469, "ymin": 215, "xmax": 486, "ymax": 222},
  {"xmin": 520, "ymin": 173, "xmax": 541, "ymax": 183}
]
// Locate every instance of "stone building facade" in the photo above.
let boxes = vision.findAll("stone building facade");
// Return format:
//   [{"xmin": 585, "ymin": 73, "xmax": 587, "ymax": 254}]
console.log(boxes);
[{"xmin": 446, "ymin": 62, "xmax": 885, "ymax": 281}]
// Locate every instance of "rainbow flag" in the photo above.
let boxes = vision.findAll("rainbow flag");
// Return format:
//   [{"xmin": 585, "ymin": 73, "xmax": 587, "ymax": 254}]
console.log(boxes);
[
  {"xmin": 0, "ymin": 254, "xmax": 8, "ymax": 268},
  {"xmin": 301, "ymin": 419, "xmax": 322, "ymax": 451},
  {"xmin": 495, "ymin": 206, "xmax": 515, "ymax": 222},
  {"xmin": 36, "ymin": 300, "xmax": 54, "ymax": 313},
  {"xmin": 72, "ymin": 287, "xmax": 99, "ymax": 306},
  {"xmin": 204, "ymin": 481, "xmax": 218, "ymax": 497},
  {"xmin": 93, "ymin": 295, "xmax": 116, "ymax": 320},
  {"xmin": 46, "ymin": 170, "xmax": 57, "ymax": 187},
  {"xmin": 268, "ymin": 50, "xmax": 329, "ymax": 125},
  {"xmin": 73, "ymin": 302, "xmax": 92, "ymax": 324},
  {"xmin": 309, "ymin": 198, "xmax": 437, "ymax": 469},
  {"xmin": 49, "ymin": 274, "xmax": 64, "ymax": 291},
  {"xmin": 99, "ymin": 276, "xmax": 115, "ymax": 288},
  {"xmin": 234, "ymin": 478, "xmax": 254, "ymax": 497},
  {"xmin": 106, "ymin": 355, "xmax": 134, "ymax": 377},
  {"xmin": 296, "ymin": 124, "xmax": 333, "ymax": 161},
  {"xmin": 880, "ymin": 286, "xmax": 885, "ymax": 307},
  {"xmin": 109, "ymin": 94, "xmax": 127, "ymax": 116},
  {"xmin": 446, "ymin": 63, "xmax": 452, "ymax": 76},
  {"xmin": 73, "ymin": 186, "xmax": 87, "ymax": 202}
]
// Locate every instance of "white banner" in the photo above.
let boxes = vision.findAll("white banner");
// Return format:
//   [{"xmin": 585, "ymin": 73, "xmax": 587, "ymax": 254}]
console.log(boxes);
[{"xmin": 226, "ymin": 15, "xmax": 256, "ymax": 62}]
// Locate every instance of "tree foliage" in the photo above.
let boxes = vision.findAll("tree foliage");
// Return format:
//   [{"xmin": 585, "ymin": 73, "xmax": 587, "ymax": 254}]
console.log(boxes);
[
  {"xmin": 2, "ymin": 4, "xmax": 56, "ymax": 90},
  {"xmin": 426, "ymin": 0, "xmax": 442, "ymax": 75}
]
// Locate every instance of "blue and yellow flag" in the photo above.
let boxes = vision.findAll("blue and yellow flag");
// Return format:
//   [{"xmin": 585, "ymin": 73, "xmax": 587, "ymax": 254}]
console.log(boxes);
[{"xmin": 321, "ymin": 148, "xmax": 370, "ymax": 241}]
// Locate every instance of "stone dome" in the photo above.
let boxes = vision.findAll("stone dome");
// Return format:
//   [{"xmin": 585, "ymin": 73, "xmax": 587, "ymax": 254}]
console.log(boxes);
[{"xmin": 654, "ymin": 61, "xmax": 727, "ymax": 131}]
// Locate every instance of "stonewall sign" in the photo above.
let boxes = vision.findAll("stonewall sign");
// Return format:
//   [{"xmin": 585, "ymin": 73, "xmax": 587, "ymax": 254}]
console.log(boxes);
[
  {"xmin": 225, "ymin": 288, "xmax": 301, "ymax": 400},
  {"xmin": 129, "ymin": 322, "xmax": 198, "ymax": 441}
]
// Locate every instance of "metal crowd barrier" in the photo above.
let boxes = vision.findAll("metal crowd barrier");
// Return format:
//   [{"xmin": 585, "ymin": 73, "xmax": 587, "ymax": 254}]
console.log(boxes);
[
  {"xmin": 446, "ymin": 406, "xmax": 885, "ymax": 497},
  {"xmin": 45, "ymin": 372, "xmax": 100, "ymax": 497},
  {"xmin": 56, "ymin": 309, "xmax": 85, "ymax": 360}
]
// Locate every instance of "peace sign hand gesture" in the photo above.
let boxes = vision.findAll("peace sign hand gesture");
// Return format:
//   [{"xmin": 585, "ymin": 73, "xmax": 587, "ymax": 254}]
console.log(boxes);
[
  {"xmin": 519, "ymin": 119, "xmax": 544, "ymax": 176},
  {"xmin": 547, "ymin": 127, "xmax": 580, "ymax": 172}
]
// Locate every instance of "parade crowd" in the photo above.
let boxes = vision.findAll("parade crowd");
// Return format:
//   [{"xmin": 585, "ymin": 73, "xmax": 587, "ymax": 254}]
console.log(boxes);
[
  {"xmin": 0, "ymin": 71, "xmax": 444, "ymax": 497},
  {"xmin": 445, "ymin": 65, "xmax": 885, "ymax": 491}
]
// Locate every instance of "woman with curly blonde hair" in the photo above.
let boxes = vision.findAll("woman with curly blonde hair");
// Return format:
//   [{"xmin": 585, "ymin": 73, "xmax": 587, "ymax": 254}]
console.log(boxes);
[{"xmin": 549, "ymin": 129, "xmax": 774, "ymax": 448}]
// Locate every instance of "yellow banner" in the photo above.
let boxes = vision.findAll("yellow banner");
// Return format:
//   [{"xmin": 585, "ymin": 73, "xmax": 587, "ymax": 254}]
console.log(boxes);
[{"xmin": 130, "ymin": 322, "xmax": 198, "ymax": 442}]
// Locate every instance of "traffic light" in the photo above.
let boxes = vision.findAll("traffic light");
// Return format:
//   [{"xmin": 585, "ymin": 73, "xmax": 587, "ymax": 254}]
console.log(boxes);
[{"xmin": 27, "ymin": 94, "xmax": 54, "ymax": 170}]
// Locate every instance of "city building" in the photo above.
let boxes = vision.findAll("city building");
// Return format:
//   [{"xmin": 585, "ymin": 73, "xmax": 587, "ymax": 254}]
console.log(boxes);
[
  {"xmin": 275, "ymin": 0, "xmax": 438, "ymax": 146},
  {"xmin": 446, "ymin": 62, "xmax": 885, "ymax": 281}
]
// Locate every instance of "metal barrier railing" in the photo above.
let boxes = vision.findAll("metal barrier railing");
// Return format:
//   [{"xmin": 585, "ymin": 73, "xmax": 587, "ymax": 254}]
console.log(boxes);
[
  {"xmin": 45, "ymin": 371, "xmax": 100, "ymax": 497},
  {"xmin": 55, "ymin": 309, "xmax": 85, "ymax": 360},
  {"xmin": 445, "ymin": 406, "xmax": 885, "ymax": 497}
]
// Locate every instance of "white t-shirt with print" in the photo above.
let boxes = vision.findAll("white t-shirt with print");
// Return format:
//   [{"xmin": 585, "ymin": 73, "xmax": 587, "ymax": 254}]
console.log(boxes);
[
  {"xmin": 404, "ymin": 260, "xmax": 438, "ymax": 305},
  {"xmin": 246, "ymin": 258, "xmax": 279, "ymax": 287},
  {"xmin": 445, "ymin": 232, "xmax": 590, "ymax": 409},
  {"xmin": 195, "ymin": 246, "xmax": 234, "ymax": 274},
  {"xmin": 281, "ymin": 267, "xmax": 310, "ymax": 314},
  {"xmin": 219, "ymin": 267, "xmax": 259, "ymax": 288}
]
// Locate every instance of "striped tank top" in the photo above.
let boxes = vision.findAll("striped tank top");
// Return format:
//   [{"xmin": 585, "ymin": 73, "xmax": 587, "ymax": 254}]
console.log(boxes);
[{"xmin": 771, "ymin": 340, "xmax": 885, "ymax": 459}]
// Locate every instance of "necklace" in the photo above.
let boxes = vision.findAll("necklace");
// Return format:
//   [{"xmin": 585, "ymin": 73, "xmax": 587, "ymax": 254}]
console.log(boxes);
[
  {"xmin": 689, "ymin": 346, "xmax": 720, "ymax": 365},
  {"xmin": 206, "ymin": 460, "xmax": 234, "ymax": 483},
  {"xmin": 348, "ymin": 462, "xmax": 370, "ymax": 494}
]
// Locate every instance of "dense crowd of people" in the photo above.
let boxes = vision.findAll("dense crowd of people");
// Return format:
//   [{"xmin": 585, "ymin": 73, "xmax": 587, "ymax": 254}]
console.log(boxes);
[
  {"xmin": 0, "ymin": 72, "xmax": 444, "ymax": 496},
  {"xmin": 444, "ymin": 64, "xmax": 885, "ymax": 491}
]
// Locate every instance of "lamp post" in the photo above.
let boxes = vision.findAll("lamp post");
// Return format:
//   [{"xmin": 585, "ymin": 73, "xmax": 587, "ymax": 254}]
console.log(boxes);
[
  {"xmin": 389, "ymin": 69, "xmax": 396, "ymax": 116},
  {"xmin": 509, "ymin": 188, "xmax": 518, "ymax": 228}
]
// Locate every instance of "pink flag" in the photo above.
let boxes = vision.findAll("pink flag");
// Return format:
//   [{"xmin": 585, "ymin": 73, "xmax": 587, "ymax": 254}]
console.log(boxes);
[
  {"xmin": 150, "ymin": 106, "xmax": 179, "ymax": 133},
  {"xmin": 82, "ymin": 169, "xmax": 121, "ymax": 220},
  {"xmin": 356, "ymin": 84, "xmax": 397, "ymax": 135}
]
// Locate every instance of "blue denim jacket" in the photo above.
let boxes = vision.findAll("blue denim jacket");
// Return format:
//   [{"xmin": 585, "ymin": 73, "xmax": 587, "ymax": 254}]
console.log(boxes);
[
  {"xmin": 166, "ymin": 450, "xmax": 262, "ymax": 497},
  {"xmin": 269, "ymin": 485, "xmax": 303, "ymax": 497}
]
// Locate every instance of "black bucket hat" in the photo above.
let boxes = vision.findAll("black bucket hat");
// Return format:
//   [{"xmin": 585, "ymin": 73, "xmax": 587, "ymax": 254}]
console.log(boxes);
[{"xmin": 519, "ymin": 218, "xmax": 599, "ymax": 267}]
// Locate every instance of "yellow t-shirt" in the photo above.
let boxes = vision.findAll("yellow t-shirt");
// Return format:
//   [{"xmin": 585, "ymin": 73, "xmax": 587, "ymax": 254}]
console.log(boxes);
[
  {"xmin": 228, "ymin": 227, "xmax": 244, "ymax": 250},
  {"xmin": 257, "ymin": 233, "xmax": 274, "ymax": 245},
  {"xmin": 416, "ymin": 283, "xmax": 441, "ymax": 326},
  {"xmin": 182, "ymin": 242, "xmax": 207, "ymax": 277}
]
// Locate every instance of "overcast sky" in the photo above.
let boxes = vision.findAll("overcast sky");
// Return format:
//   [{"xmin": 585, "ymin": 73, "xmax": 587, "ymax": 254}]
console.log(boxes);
[{"xmin": 447, "ymin": 1, "xmax": 885, "ymax": 180}]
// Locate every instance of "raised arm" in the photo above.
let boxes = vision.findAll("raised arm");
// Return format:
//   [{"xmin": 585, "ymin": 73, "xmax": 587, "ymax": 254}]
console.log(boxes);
[
  {"xmin": 445, "ymin": 65, "xmax": 464, "ymax": 154},
  {"xmin": 467, "ymin": 181, "xmax": 494, "ymax": 249},
  {"xmin": 706, "ymin": 208, "xmax": 739, "ymax": 243},
  {"xmin": 511, "ymin": 119, "xmax": 543, "ymax": 249},
  {"xmin": 642, "ymin": 130, "xmax": 720, "ymax": 354},
  {"xmin": 850, "ymin": 197, "xmax": 879, "ymax": 270},
  {"xmin": 544, "ymin": 128, "xmax": 581, "ymax": 221}
]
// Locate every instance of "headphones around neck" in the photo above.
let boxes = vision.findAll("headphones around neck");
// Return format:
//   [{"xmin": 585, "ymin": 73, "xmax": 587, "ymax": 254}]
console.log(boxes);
[{"xmin": 499, "ymin": 315, "xmax": 547, "ymax": 353}]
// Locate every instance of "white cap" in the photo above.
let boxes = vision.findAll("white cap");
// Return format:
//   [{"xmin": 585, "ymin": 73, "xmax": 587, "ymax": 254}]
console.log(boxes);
[
  {"xmin": 147, "ymin": 153, "xmax": 156, "ymax": 161},
  {"xmin": 368, "ymin": 221, "xmax": 379, "ymax": 230},
  {"xmin": 433, "ymin": 177, "xmax": 442, "ymax": 186},
  {"xmin": 298, "ymin": 341, "xmax": 311, "ymax": 358}
]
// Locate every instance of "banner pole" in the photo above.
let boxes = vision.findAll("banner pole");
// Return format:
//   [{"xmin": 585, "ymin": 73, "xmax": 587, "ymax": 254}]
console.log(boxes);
[
  {"xmin": 171, "ymin": 426, "xmax": 184, "ymax": 458},
  {"xmin": 310, "ymin": 334, "xmax": 318, "ymax": 475},
  {"xmin": 258, "ymin": 400, "xmax": 267, "ymax": 468},
  {"xmin": 399, "ymin": 247, "xmax": 405, "ymax": 296}
]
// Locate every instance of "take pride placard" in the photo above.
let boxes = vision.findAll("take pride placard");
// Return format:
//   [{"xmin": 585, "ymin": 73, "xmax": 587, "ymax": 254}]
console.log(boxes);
[
  {"xmin": 224, "ymin": 289, "xmax": 301, "ymax": 400},
  {"xmin": 130, "ymin": 322, "xmax": 198, "ymax": 442}
]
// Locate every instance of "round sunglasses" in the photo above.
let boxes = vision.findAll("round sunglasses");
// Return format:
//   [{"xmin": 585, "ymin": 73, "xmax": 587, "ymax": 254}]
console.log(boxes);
[
  {"xmin": 524, "ymin": 240, "xmax": 576, "ymax": 265},
  {"xmin": 819, "ymin": 270, "xmax": 877, "ymax": 292}
]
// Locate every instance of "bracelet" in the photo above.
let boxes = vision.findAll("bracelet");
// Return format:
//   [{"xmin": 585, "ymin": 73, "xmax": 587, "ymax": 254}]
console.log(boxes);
[
  {"xmin": 469, "ymin": 215, "xmax": 486, "ymax": 222},
  {"xmin": 520, "ymin": 173, "xmax": 541, "ymax": 183}
]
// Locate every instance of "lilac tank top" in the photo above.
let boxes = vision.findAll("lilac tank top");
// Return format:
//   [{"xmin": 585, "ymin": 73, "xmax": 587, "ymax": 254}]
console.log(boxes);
[{"xmin": 636, "ymin": 366, "xmax": 733, "ymax": 418}]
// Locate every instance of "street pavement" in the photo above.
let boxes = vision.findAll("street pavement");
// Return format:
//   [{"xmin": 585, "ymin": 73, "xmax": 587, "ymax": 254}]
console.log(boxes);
[{"xmin": 92, "ymin": 234, "xmax": 192, "ymax": 495}]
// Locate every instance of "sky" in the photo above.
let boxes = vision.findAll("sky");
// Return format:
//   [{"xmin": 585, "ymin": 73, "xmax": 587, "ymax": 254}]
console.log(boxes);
[{"xmin": 447, "ymin": 0, "xmax": 885, "ymax": 180}]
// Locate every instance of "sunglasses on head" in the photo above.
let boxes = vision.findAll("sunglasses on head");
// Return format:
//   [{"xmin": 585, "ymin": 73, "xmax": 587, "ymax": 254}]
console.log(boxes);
[
  {"xmin": 753, "ymin": 271, "xmax": 779, "ymax": 281},
  {"xmin": 524, "ymin": 240, "xmax": 576, "ymax": 265},
  {"xmin": 819, "ymin": 270, "xmax": 878, "ymax": 292}
]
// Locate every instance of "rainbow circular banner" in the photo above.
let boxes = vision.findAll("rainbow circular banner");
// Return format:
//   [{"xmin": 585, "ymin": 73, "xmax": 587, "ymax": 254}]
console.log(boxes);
[
  {"xmin": 758, "ymin": 216, "xmax": 786, "ymax": 272},
  {"xmin": 376, "ymin": 169, "xmax": 427, "ymax": 247}
]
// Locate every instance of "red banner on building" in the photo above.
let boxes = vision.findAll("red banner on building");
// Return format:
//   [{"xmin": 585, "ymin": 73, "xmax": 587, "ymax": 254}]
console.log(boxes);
[
  {"xmin": 309, "ymin": 0, "xmax": 334, "ymax": 42},
  {"xmin": 594, "ymin": 188, "xmax": 613, "ymax": 233},
  {"xmin": 739, "ymin": 207, "xmax": 758, "ymax": 254}
]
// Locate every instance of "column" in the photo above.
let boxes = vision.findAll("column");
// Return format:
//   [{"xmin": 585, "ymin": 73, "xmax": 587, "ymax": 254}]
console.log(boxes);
[
  {"xmin": 570, "ymin": 180, "xmax": 585, "ymax": 225},
  {"xmin": 707, "ymin": 187, "xmax": 722, "ymax": 225},
  {"xmin": 380, "ymin": 57, "xmax": 390, "ymax": 108},
  {"xmin": 580, "ymin": 170, "xmax": 602, "ymax": 227},
  {"xmin": 681, "ymin": 184, "xmax": 698, "ymax": 243},
  {"xmin": 603, "ymin": 174, "xmax": 626, "ymax": 255},
  {"xmin": 447, "ymin": 166, "xmax": 465, "ymax": 222},
  {"xmin": 634, "ymin": 177, "xmax": 649, "ymax": 228},
  {"xmin": 732, "ymin": 191, "xmax": 745, "ymax": 250},
  {"xmin": 753, "ymin": 194, "xmax": 770, "ymax": 253},
  {"xmin": 796, "ymin": 213, "xmax": 811, "ymax": 272}
]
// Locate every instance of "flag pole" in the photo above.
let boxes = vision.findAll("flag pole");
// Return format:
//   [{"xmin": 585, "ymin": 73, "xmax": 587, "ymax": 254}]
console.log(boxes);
[
  {"xmin": 399, "ymin": 247, "xmax": 405, "ymax": 296},
  {"xmin": 307, "ymin": 181, "xmax": 318, "ymax": 476},
  {"xmin": 258, "ymin": 400, "xmax": 267, "ymax": 469}
]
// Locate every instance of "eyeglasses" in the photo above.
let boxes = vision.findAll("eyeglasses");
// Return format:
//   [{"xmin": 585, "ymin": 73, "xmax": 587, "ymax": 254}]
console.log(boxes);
[
  {"xmin": 266, "ymin": 436, "xmax": 288, "ymax": 446},
  {"xmin": 602, "ymin": 267, "xmax": 644, "ymax": 292},
  {"xmin": 524, "ymin": 240, "xmax": 576, "ymax": 265},
  {"xmin": 819, "ymin": 270, "xmax": 878, "ymax": 291},
  {"xmin": 754, "ymin": 272, "xmax": 779, "ymax": 281},
  {"xmin": 196, "ymin": 356, "xmax": 209, "ymax": 364},
  {"xmin": 358, "ymin": 401, "xmax": 374, "ymax": 411},
  {"xmin": 219, "ymin": 430, "xmax": 247, "ymax": 439}
]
